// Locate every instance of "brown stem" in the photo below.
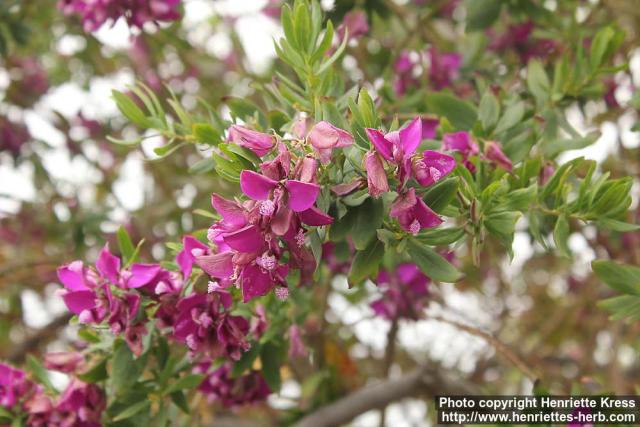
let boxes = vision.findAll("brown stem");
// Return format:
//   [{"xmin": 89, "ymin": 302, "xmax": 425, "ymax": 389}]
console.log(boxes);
[
  {"xmin": 293, "ymin": 364, "xmax": 477, "ymax": 427},
  {"xmin": 429, "ymin": 315, "xmax": 539, "ymax": 381},
  {"xmin": 378, "ymin": 319, "xmax": 398, "ymax": 427}
]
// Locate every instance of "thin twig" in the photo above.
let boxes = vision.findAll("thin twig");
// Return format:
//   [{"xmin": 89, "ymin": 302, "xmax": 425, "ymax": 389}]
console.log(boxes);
[{"xmin": 428, "ymin": 315, "xmax": 539, "ymax": 381}]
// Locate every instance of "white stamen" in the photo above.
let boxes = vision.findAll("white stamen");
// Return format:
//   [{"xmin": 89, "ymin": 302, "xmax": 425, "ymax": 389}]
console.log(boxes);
[
  {"xmin": 78, "ymin": 309, "xmax": 93, "ymax": 324},
  {"xmin": 295, "ymin": 229, "xmax": 306, "ymax": 247},
  {"xmin": 207, "ymin": 281, "xmax": 220, "ymax": 293},
  {"xmin": 259, "ymin": 199, "xmax": 276, "ymax": 216},
  {"xmin": 409, "ymin": 219, "xmax": 421, "ymax": 235},
  {"xmin": 191, "ymin": 248, "xmax": 205, "ymax": 257},
  {"xmin": 155, "ymin": 281, "xmax": 171, "ymax": 294},
  {"xmin": 256, "ymin": 252, "xmax": 277, "ymax": 271},
  {"xmin": 186, "ymin": 334, "xmax": 198, "ymax": 350},
  {"xmin": 275, "ymin": 287, "xmax": 289, "ymax": 300},
  {"xmin": 429, "ymin": 167, "xmax": 442, "ymax": 182}
]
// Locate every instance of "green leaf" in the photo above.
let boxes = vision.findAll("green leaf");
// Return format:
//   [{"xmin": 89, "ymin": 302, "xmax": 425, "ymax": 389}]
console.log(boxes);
[
  {"xmin": 465, "ymin": 0, "xmax": 502, "ymax": 31},
  {"xmin": 352, "ymin": 198, "xmax": 383, "ymax": 250},
  {"xmin": 527, "ymin": 60, "xmax": 550, "ymax": 106},
  {"xmin": 597, "ymin": 218, "xmax": 640, "ymax": 232},
  {"xmin": 494, "ymin": 101, "xmax": 525, "ymax": 134},
  {"xmin": 164, "ymin": 374, "xmax": 204, "ymax": 395},
  {"xmin": 348, "ymin": 239, "xmax": 385, "ymax": 285},
  {"xmin": 426, "ymin": 93, "xmax": 478, "ymax": 130},
  {"xmin": 112, "ymin": 90, "xmax": 150, "ymax": 128},
  {"xmin": 77, "ymin": 358, "xmax": 108, "ymax": 383},
  {"xmin": 599, "ymin": 295, "xmax": 640, "ymax": 321},
  {"xmin": 407, "ymin": 239, "xmax": 462, "ymax": 282},
  {"xmin": 26, "ymin": 355, "xmax": 55, "ymax": 393},
  {"xmin": 553, "ymin": 214, "xmax": 571, "ymax": 257},
  {"xmin": 479, "ymin": 90, "xmax": 500, "ymax": 131},
  {"xmin": 484, "ymin": 210, "xmax": 520, "ymax": 257},
  {"xmin": 117, "ymin": 225, "xmax": 135, "ymax": 264},
  {"xmin": 170, "ymin": 390, "xmax": 190, "ymax": 414},
  {"xmin": 422, "ymin": 177, "xmax": 459, "ymax": 213},
  {"xmin": 113, "ymin": 400, "xmax": 150, "ymax": 422},
  {"xmin": 590, "ymin": 27, "xmax": 614, "ymax": 71},
  {"xmin": 592, "ymin": 260, "xmax": 640, "ymax": 295},
  {"xmin": 188, "ymin": 156, "xmax": 216, "ymax": 174},
  {"xmin": 192, "ymin": 123, "xmax": 221, "ymax": 145},
  {"xmin": 543, "ymin": 132, "xmax": 600, "ymax": 158},
  {"xmin": 260, "ymin": 342, "xmax": 282, "ymax": 392},
  {"xmin": 111, "ymin": 340, "xmax": 145, "ymax": 394},
  {"xmin": 415, "ymin": 226, "xmax": 465, "ymax": 246}
]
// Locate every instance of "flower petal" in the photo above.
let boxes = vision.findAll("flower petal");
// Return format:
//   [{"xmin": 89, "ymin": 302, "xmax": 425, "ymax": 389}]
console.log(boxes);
[
  {"xmin": 195, "ymin": 252, "xmax": 235, "ymax": 278},
  {"xmin": 415, "ymin": 198, "xmax": 443, "ymax": 229},
  {"xmin": 211, "ymin": 194, "xmax": 247, "ymax": 227},
  {"xmin": 398, "ymin": 117, "xmax": 422, "ymax": 156},
  {"xmin": 127, "ymin": 263, "xmax": 162, "ymax": 288},
  {"xmin": 57, "ymin": 261, "xmax": 88, "ymax": 291},
  {"xmin": 224, "ymin": 225, "xmax": 264, "ymax": 253},
  {"xmin": 299, "ymin": 206, "xmax": 334, "ymax": 226},
  {"xmin": 365, "ymin": 128, "xmax": 393, "ymax": 160},
  {"xmin": 286, "ymin": 180, "xmax": 320, "ymax": 212},
  {"xmin": 240, "ymin": 170, "xmax": 278, "ymax": 200},
  {"xmin": 62, "ymin": 290, "xmax": 96, "ymax": 315},
  {"xmin": 95, "ymin": 245, "xmax": 120, "ymax": 284}
]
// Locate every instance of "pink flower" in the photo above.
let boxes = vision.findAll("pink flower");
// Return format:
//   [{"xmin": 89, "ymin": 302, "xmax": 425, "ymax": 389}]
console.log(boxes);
[
  {"xmin": 196, "ymin": 362, "xmax": 270, "ymax": 406},
  {"xmin": 43, "ymin": 352, "xmax": 85, "ymax": 374},
  {"xmin": 364, "ymin": 151, "xmax": 389, "ymax": 197},
  {"xmin": 484, "ymin": 141, "xmax": 512, "ymax": 171},
  {"xmin": 228, "ymin": 125, "xmax": 275, "ymax": 157},
  {"xmin": 366, "ymin": 117, "xmax": 422, "ymax": 186},
  {"xmin": 412, "ymin": 150, "xmax": 456, "ymax": 187},
  {"xmin": 442, "ymin": 131, "xmax": 478, "ymax": 172},
  {"xmin": 0, "ymin": 117, "xmax": 30, "ymax": 158},
  {"xmin": 337, "ymin": 10, "xmax": 369, "ymax": 42},
  {"xmin": 173, "ymin": 291, "xmax": 250, "ymax": 360},
  {"xmin": 59, "ymin": 0, "xmax": 181, "ymax": 32},
  {"xmin": 0, "ymin": 363, "xmax": 35, "ymax": 408},
  {"xmin": 307, "ymin": 121, "xmax": 354, "ymax": 164},
  {"xmin": 371, "ymin": 263, "xmax": 430, "ymax": 320},
  {"xmin": 54, "ymin": 379, "xmax": 105, "ymax": 426},
  {"xmin": 288, "ymin": 325, "xmax": 307, "ymax": 358},
  {"xmin": 428, "ymin": 47, "xmax": 461, "ymax": 90},
  {"xmin": 390, "ymin": 188, "xmax": 442, "ymax": 234}
]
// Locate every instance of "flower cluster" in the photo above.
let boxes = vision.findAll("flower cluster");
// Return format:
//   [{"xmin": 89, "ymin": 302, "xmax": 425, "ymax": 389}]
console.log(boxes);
[
  {"xmin": 0, "ymin": 359, "xmax": 105, "ymax": 427},
  {"xmin": 394, "ymin": 48, "xmax": 461, "ymax": 96},
  {"xmin": 489, "ymin": 21, "xmax": 559, "ymax": 64},
  {"xmin": 193, "ymin": 124, "xmax": 341, "ymax": 302},
  {"xmin": 364, "ymin": 117, "xmax": 456, "ymax": 234},
  {"xmin": 370, "ymin": 263, "xmax": 430, "ymax": 320},
  {"xmin": 58, "ymin": 0, "xmax": 181, "ymax": 32},
  {"xmin": 194, "ymin": 362, "xmax": 270, "ymax": 407},
  {"xmin": 0, "ymin": 117, "xmax": 31, "ymax": 159},
  {"xmin": 57, "ymin": 242, "xmax": 253, "ymax": 361}
]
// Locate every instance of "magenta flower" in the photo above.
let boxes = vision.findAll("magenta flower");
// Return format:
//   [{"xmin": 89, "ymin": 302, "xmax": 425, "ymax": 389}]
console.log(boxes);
[
  {"xmin": 371, "ymin": 263, "xmax": 430, "ymax": 320},
  {"xmin": 393, "ymin": 51, "xmax": 419, "ymax": 96},
  {"xmin": 412, "ymin": 150, "xmax": 456, "ymax": 187},
  {"xmin": 337, "ymin": 10, "xmax": 369, "ymax": 43},
  {"xmin": 442, "ymin": 131, "xmax": 478, "ymax": 172},
  {"xmin": 484, "ymin": 141, "xmax": 513, "ymax": 171},
  {"xmin": 43, "ymin": 352, "xmax": 85, "ymax": 374},
  {"xmin": 241, "ymin": 170, "xmax": 320, "ymax": 213},
  {"xmin": 364, "ymin": 151, "xmax": 389, "ymax": 197},
  {"xmin": 366, "ymin": 117, "xmax": 422, "ymax": 185},
  {"xmin": 176, "ymin": 235, "xmax": 211, "ymax": 279},
  {"xmin": 228, "ymin": 125, "xmax": 276, "ymax": 157},
  {"xmin": 288, "ymin": 325, "xmax": 307, "ymax": 358},
  {"xmin": 0, "ymin": 363, "xmax": 36, "ymax": 409},
  {"xmin": 422, "ymin": 118, "xmax": 439, "ymax": 139},
  {"xmin": 390, "ymin": 187, "xmax": 442, "ymax": 234},
  {"xmin": 0, "ymin": 117, "xmax": 30, "ymax": 158},
  {"xmin": 59, "ymin": 0, "xmax": 181, "ymax": 32},
  {"xmin": 196, "ymin": 362, "xmax": 270, "ymax": 407},
  {"xmin": 307, "ymin": 121, "xmax": 354, "ymax": 164},
  {"xmin": 428, "ymin": 47, "xmax": 461, "ymax": 90},
  {"xmin": 54, "ymin": 379, "xmax": 105, "ymax": 427},
  {"xmin": 173, "ymin": 291, "xmax": 250, "ymax": 360}
]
